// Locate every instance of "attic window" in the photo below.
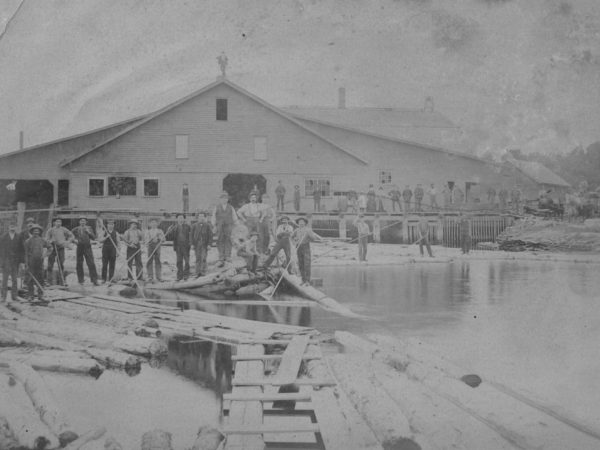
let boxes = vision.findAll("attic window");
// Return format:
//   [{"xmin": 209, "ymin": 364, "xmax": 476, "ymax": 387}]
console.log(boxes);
[{"xmin": 216, "ymin": 98, "xmax": 228, "ymax": 121}]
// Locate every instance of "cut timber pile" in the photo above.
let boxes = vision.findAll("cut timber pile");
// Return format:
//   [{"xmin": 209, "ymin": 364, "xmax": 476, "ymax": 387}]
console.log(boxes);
[
  {"xmin": 497, "ymin": 217, "xmax": 600, "ymax": 252},
  {"xmin": 333, "ymin": 331, "xmax": 600, "ymax": 450}
]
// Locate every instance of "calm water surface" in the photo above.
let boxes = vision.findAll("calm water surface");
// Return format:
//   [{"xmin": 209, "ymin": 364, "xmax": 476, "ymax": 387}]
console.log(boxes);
[{"xmin": 313, "ymin": 260, "xmax": 600, "ymax": 426}]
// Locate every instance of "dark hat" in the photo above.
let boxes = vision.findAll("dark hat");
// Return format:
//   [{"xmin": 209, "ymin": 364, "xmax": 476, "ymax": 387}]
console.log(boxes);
[
  {"xmin": 176, "ymin": 213, "xmax": 186, "ymax": 219},
  {"xmin": 79, "ymin": 216, "xmax": 88, "ymax": 221},
  {"xmin": 128, "ymin": 218, "xmax": 139, "ymax": 225},
  {"xmin": 249, "ymin": 231, "xmax": 259, "ymax": 237},
  {"xmin": 296, "ymin": 217, "xmax": 308, "ymax": 225},
  {"xmin": 30, "ymin": 224, "xmax": 43, "ymax": 233},
  {"xmin": 278, "ymin": 215, "xmax": 290, "ymax": 222},
  {"xmin": 25, "ymin": 217, "xmax": 35, "ymax": 223},
  {"xmin": 148, "ymin": 217, "xmax": 159, "ymax": 222},
  {"xmin": 248, "ymin": 192, "xmax": 258, "ymax": 199},
  {"xmin": 219, "ymin": 191, "xmax": 230, "ymax": 199}
]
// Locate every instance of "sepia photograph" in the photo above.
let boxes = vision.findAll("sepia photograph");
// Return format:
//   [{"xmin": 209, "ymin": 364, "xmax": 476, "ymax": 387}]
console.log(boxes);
[{"xmin": 0, "ymin": 0, "xmax": 599, "ymax": 449}]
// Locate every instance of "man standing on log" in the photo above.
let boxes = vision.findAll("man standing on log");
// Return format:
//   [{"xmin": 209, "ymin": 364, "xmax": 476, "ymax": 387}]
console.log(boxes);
[
  {"xmin": 99, "ymin": 219, "xmax": 119, "ymax": 283},
  {"xmin": 191, "ymin": 211, "xmax": 212, "ymax": 277},
  {"xmin": 354, "ymin": 214, "xmax": 370, "ymax": 263},
  {"xmin": 122, "ymin": 218, "xmax": 144, "ymax": 282},
  {"xmin": 0, "ymin": 222, "xmax": 23, "ymax": 302},
  {"xmin": 72, "ymin": 217, "xmax": 99, "ymax": 286},
  {"xmin": 24, "ymin": 224, "xmax": 50, "ymax": 300},
  {"xmin": 45, "ymin": 218, "xmax": 73, "ymax": 286},
  {"xmin": 262, "ymin": 216, "xmax": 294, "ymax": 271},
  {"xmin": 145, "ymin": 218, "xmax": 165, "ymax": 282},
  {"xmin": 292, "ymin": 217, "xmax": 324, "ymax": 285},
  {"xmin": 212, "ymin": 192, "xmax": 237, "ymax": 267},
  {"xmin": 417, "ymin": 215, "xmax": 434, "ymax": 258},
  {"xmin": 275, "ymin": 180, "xmax": 286, "ymax": 211},
  {"xmin": 237, "ymin": 193, "xmax": 263, "ymax": 236},
  {"xmin": 167, "ymin": 214, "xmax": 191, "ymax": 281}
]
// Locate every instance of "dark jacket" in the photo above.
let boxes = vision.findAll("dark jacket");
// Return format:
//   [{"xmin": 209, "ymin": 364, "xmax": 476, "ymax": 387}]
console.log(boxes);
[
  {"xmin": 190, "ymin": 222, "xmax": 213, "ymax": 249},
  {"xmin": 167, "ymin": 223, "xmax": 191, "ymax": 249},
  {"xmin": 72, "ymin": 225, "xmax": 96, "ymax": 246},
  {"xmin": 0, "ymin": 231, "xmax": 24, "ymax": 266}
]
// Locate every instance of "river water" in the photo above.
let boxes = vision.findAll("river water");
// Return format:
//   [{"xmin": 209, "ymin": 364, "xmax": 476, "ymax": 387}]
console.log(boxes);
[{"xmin": 312, "ymin": 259, "xmax": 600, "ymax": 428}]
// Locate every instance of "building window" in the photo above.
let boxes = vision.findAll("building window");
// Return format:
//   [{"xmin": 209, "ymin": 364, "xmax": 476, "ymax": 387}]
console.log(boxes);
[
  {"xmin": 254, "ymin": 136, "xmax": 267, "ymax": 160},
  {"xmin": 175, "ymin": 135, "xmax": 189, "ymax": 159},
  {"xmin": 379, "ymin": 170, "xmax": 392, "ymax": 185},
  {"xmin": 143, "ymin": 178, "xmax": 159, "ymax": 197},
  {"xmin": 108, "ymin": 176, "xmax": 136, "ymax": 196},
  {"xmin": 88, "ymin": 178, "xmax": 105, "ymax": 197},
  {"xmin": 216, "ymin": 98, "xmax": 228, "ymax": 121},
  {"xmin": 305, "ymin": 178, "xmax": 331, "ymax": 197}
]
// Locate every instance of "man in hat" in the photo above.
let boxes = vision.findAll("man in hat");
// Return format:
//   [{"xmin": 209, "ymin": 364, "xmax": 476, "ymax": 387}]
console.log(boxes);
[
  {"xmin": 293, "ymin": 185, "xmax": 301, "ymax": 212},
  {"xmin": 258, "ymin": 194, "xmax": 275, "ymax": 254},
  {"xmin": 72, "ymin": 217, "xmax": 99, "ymax": 285},
  {"xmin": 416, "ymin": 215, "xmax": 434, "ymax": 258},
  {"xmin": 262, "ymin": 216, "xmax": 294, "ymax": 271},
  {"xmin": 292, "ymin": 217, "xmax": 324, "ymax": 285},
  {"xmin": 237, "ymin": 231, "xmax": 260, "ymax": 274},
  {"xmin": 145, "ymin": 218, "xmax": 166, "ymax": 282},
  {"xmin": 0, "ymin": 222, "xmax": 24, "ymax": 302},
  {"xmin": 353, "ymin": 214, "xmax": 370, "ymax": 262},
  {"xmin": 388, "ymin": 185, "xmax": 401, "ymax": 212},
  {"xmin": 428, "ymin": 183, "xmax": 439, "ymax": 210},
  {"xmin": 45, "ymin": 218, "xmax": 73, "ymax": 285},
  {"xmin": 212, "ymin": 191, "xmax": 238, "ymax": 267},
  {"xmin": 275, "ymin": 180, "xmax": 286, "ymax": 211},
  {"xmin": 20, "ymin": 217, "xmax": 36, "ymax": 289},
  {"xmin": 24, "ymin": 224, "xmax": 50, "ymax": 300},
  {"xmin": 190, "ymin": 211, "xmax": 212, "ymax": 278},
  {"xmin": 414, "ymin": 184, "xmax": 425, "ymax": 212},
  {"xmin": 122, "ymin": 218, "xmax": 144, "ymax": 282},
  {"xmin": 167, "ymin": 213, "xmax": 191, "ymax": 280},
  {"xmin": 402, "ymin": 185, "xmax": 413, "ymax": 213},
  {"xmin": 99, "ymin": 219, "xmax": 120, "ymax": 283},
  {"xmin": 237, "ymin": 193, "xmax": 263, "ymax": 235}
]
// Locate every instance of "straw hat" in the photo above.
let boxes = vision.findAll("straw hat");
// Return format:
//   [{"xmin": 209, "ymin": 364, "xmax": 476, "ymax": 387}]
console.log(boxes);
[
  {"xmin": 30, "ymin": 224, "xmax": 43, "ymax": 233},
  {"xmin": 296, "ymin": 217, "xmax": 308, "ymax": 225},
  {"xmin": 128, "ymin": 218, "xmax": 139, "ymax": 225}
]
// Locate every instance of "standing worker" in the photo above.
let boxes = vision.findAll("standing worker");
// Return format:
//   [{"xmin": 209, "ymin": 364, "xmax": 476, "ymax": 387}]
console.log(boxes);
[
  {"xmin": 0, "ymin": 222, "xmax": 24, "ymax": 302},
  {"xmin": 122, "ymin": 218, "xmax": 144, "ymax": 282},
  {"xmin": 354, "ymin": 214, "xmax": 370, "ymax": 263},
  {"xmin": 414, "ymin": 184, "xmax": 425, "ymax": 212},
  {"xmin": 24, "ymin": 224, "xmax": 50, "ymax": 300},
  {"xmin": 72, "ymin": 217, "xmax": 99, "ymax": 286},
  {"xmin": 428, "ymin": 184, "xmax": 439, "ymax": 210},
  {"xmin": 258, "ymin": 195, "xmax": 275, "ymax": 254},
  {"xmin": 45, "ymin": 218, "xmax": 73, "ymax": 286},
  {"xmin": 99, "ymin": 219, "xmax": 119, "ymax": 284},
  {"xmin": 389, "ymin": 185, "xmax": 401, "ymax": 213},
  {"xmin": 145, "ymin": 218, "xmax": 166, "ymax": 282},
  {"xmin": 293, "ymin": 185, "xmax": 301, "ymax": 212},
  {"xmin": 366, "ymin": 184, "xmax": 377, "ymax": 212},
  {"xmin": 459, "ymin": 213, "xmax": 472, "ymax": 254},
  {"xmin": 402, "ymin": 185, "xmax": 413, "ymax": 213},
  {"xmin": 275, "ymin": 180, "xmax": 286, "ymax": 212},
  {"xmin": 416, "ymin": 215, "xmax": 434, "ymax": 258},
  {"xmin": 190, "ymin": 211, "xmax": 212, "ymax": 277},
  {"xmin": 498, "ymin": 186, "xmax": 509, "ymax": 210},
  {"xmin": 262, "ymin": 216, "xmax": 294, "ymax": 271},
  {"xmin": 212, "ymin": 191, "xmax": 238, "ymax": 267},
  {"xmin": 292, "ymin": 217, "xmax": 324, "ymax": 285},
  {"xmin": 167, "ymin": 214, "xmax": 192, "ymax": 281},
  {"xmin": 237, "ymin": 193, "xmax": 263, "ymax": 235}
]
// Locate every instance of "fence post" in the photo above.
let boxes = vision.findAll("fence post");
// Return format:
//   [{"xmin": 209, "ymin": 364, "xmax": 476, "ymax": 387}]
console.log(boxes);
[
  {"xmin": 338, "ymin": 214, "xmax": 347, "ymax": 240},
  {"xmin": 373, "ymin": 215, "xmax": 381, "ymax": 243},
  {"xmin": 401, "ymin": 217, "xmax": 409, "ymax": 244}
]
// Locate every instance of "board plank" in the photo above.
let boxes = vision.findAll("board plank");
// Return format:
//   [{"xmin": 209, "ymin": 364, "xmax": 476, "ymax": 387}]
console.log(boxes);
[{"xmin": 271, "ymin": 335, "xmax": 310, "ymax": 386}]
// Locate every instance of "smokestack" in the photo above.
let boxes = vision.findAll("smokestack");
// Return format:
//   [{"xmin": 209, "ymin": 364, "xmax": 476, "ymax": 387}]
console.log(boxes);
[
  {"xmin": 338, "ymin": 87, "xmax": 346, "ymax": 109},
  {"xmin": 19, "ymin": 131, "xmax": 24, "ymax": 150}
]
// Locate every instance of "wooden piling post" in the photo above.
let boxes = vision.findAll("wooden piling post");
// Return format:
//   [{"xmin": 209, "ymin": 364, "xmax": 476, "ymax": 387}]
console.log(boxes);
[
  {"xmin": 401, "ymin": 218, "xmax": 409, "ymax": 244},
  {"xmin": 338, "ymin": 214, "xmax": 347, "ymax": 240},
  {"xmin": 373, "ymin": 216, "xmax": 381, "ymax": 243}
]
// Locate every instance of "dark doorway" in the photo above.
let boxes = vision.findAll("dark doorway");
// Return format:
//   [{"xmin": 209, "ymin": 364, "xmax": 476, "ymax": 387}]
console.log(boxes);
[
  {"xmin": 223, "ymin": 174, "xmax": 267, "ymax": 208},
  {"xmin": 58, "ymin": 180, "xmax": 69, "ymax": 207},
  {"xmin": 15, "ymin": 180, "xmax": 53, "ymax": 207}
]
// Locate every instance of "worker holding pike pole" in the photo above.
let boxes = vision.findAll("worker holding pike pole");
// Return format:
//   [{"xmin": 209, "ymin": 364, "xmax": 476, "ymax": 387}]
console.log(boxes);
[
  {"xmin": 416, "ymin": 215, "xmax": 434, "ymax": 258},
  {"xmin": 98, "ymin": 219, "xmax": 120, "ymax": 284},
  {"xmin": 23, "ymin": 224, "xmax": 50, "ymax": 301},
  {"xmin": 145, "ymin": 218, "xmax": 167, "ymax": 283}
]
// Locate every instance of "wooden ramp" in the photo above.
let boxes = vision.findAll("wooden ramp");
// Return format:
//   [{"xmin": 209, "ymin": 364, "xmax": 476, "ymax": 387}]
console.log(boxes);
[{"xmin": 222, "ymin": 336, "xmax": 383, "ymax": 450}]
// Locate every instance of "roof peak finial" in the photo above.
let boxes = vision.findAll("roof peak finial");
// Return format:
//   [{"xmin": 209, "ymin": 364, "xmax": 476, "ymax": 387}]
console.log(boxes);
[{"xmin": 217, "ymin": 52, "xmax": 228, "ymax": 79}]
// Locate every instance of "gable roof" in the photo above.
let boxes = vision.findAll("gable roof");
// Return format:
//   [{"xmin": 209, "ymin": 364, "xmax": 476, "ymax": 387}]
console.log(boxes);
[
  {"xmin": 508, "ymin": 159, "xmax": 570, "ymax": 187},
  {"xmin": 293, "ymin": 113, "xmax": 487, "ymax": 164},
  {"xmin": 59, "ymin": 78, "xmax": 368, "ymax": 167}
]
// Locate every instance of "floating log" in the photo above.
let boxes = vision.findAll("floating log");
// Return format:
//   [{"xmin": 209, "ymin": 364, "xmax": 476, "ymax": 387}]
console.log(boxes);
[
  {"xmin": 147, "ymin": 268, "xmax": 235, "ymax": 291},
  {"xmin": 84, "ymin": 348, "xmax": 141, "ymax": 374},
  {"xmin": 104, "ymin": 436, "xmax": 124, "ymax": 450},
  {"xmin": 235, "ymin": 282, "xmax": 269, "ymax": 297},
  {"xmin": 141, "ymin": 429, "xmax": 173, "ymax": 450},
  {"xmin": 0, "ymin": 349, "xmax": 103, "ymax": 377},
  {"xmin": 277, "ymin": 271, "xmax": 363, "ymax": 318},
  {"xmin": 0, "ymin": 373, "xmax": 60, "ymax": 449},
  {"xmin": 113, "ymin": 335, "xmax": 167, "ymax": 357},
  {"xmin": 63, "ymin": 427, "xmax": 106, "ymax": 450},
  {"xmin": 7, "ymin": 362, "xmax": 78, "ymax": 445},
  {"xmin": 192, "ymin": 426, "xmax": 224, "ymax": 450}
]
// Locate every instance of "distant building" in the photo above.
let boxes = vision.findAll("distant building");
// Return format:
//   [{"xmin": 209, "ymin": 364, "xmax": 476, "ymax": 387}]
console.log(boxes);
[{"xmin": 0, "ymin": 78, "xmax": 567, "ymax": 212}]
